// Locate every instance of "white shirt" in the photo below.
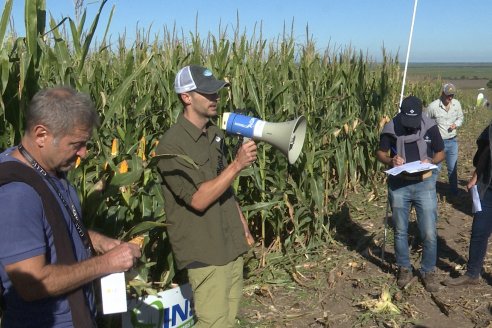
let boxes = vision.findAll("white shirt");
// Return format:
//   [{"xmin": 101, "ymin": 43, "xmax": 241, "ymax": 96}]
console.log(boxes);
[{"xmin": 426, "ymin": 98, "xmax": 464, "ymax": 140}]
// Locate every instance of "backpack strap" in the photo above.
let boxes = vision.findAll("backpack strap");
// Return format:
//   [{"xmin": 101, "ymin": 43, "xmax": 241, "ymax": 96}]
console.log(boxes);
[{"xmin": 0, "ymin": 161, "xmax": 95, "ymax": 328}]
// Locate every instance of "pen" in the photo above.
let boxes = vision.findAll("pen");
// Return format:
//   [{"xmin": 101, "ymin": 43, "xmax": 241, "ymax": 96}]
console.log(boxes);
[{"xmin": 390, "ymin": 146, "xmax": 405, "ymax": 166}]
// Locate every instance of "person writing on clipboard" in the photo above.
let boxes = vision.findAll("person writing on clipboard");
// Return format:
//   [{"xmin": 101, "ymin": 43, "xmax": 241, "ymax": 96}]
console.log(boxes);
[{"xmin": 376, "ymin": 95, "xmax": 445, "ymax": 292}]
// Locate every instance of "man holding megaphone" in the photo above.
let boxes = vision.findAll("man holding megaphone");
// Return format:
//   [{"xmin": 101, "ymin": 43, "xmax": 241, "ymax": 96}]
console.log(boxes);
[{"xmin": 156, "ymin": 65, "xmax": 256, "ymax": 328}]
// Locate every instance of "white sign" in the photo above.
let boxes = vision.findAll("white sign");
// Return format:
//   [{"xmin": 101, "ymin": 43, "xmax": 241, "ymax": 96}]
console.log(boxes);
[{"xmin": 122, "ymin": 284, "xmax": 194, "ymax": 328}]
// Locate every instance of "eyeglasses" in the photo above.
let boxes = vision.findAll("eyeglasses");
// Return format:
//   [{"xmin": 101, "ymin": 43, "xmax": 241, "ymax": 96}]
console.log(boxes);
[{"xmin": 446, "ymin": 94, "xmax": 454, "ymax": 98}]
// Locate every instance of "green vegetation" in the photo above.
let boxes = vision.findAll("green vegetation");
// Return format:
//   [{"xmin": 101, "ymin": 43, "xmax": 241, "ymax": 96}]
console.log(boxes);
[
  {"xmin": 405, "ymin": 62, "xmax": 492, "ymax": 81},
  {"xmin": 0, "ymin": 0, "xmax": 482, "ymax": 304}
]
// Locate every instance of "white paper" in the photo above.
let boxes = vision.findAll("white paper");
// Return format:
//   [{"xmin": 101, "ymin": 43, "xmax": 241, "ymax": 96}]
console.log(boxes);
[
  {"xmin": 471, "ymin": 185, "xmax": 482, "ymax": 213},
  {"xmin": 100, "ymin": 272, "xmax": 127, "ymax": 314},
  {"xmin": 385, "ymin": 160, "xmax": 438, "ymax": 176}
]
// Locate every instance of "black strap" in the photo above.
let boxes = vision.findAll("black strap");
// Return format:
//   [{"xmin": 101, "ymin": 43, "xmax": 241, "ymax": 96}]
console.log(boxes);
[
  {"xmin": 17, "ymin": 144, "xmax": 94, "ymax": 255},
  {"xmin": 0, "ymin": 161, "xmax": 95, "ymax": 327}
]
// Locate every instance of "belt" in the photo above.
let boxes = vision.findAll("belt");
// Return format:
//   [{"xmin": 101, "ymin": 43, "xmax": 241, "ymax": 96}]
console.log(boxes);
[{"xmin": 397, "ymin": 170, "xmax": 432, "ymax": 181}]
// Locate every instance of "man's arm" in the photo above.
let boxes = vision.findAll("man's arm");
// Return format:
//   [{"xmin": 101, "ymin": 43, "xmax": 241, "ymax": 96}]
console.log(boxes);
[
  {"xmin": 455, "ymin": 102, "xmax": 464, "ymax": 128},
  {"xmin": 430, "ymin": 150, "xmax": 445, "ymax": 165},
  {"xmin": 474, "ymin": 145, "xmax": 490, "ymax": 178},
  {"xmin": 467, "ymin": 171, "xmax": 478, "ymax": 191},
  {"xmin": 5, "ymin": 241, "xmax": 140, "ymax": 301},
  {"xmin": 88, "ymin": 230, "xmax": 121, "ymax": 254},
  {"xmin": 376, "ymin": 149, "xmax": 405, "ymax": 167},
  {"xmin": 190, "ymin": 140, "xmax": 257, "ymax": 212},
  {"xmin": 236, "ymin": 201, "xmax": 254, "ymax": 246}
]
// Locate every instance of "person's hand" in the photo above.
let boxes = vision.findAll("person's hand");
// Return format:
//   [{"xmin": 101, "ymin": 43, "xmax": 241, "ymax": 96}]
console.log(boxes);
[
  {"xmin": 97, "ymin": 237, "xmax": 121, "ymax": 254},
  {"xmin": 449, "ymin": 123, "xmax": 457, "ymax": 131},
  {"xmin": 103, "ymin": 242, "xmax": 141, "ymax": 273},
  {"xmin": 89, "ymin": 230, "xmax": 121, "ymax": 254},
  {"xmin": 391, "ymin": 154, "xmax": 405, "ymax": 167},
  {"xmin": 235, "ymin": 140, "xmax": 257, "ymax": 170},
  {"xmin": 420, "ymin": 158, "xmax": 431, "ymax": 164},
  {"xmin": 244, "ymin": 225, "xmax": 255, "ymax": 247},
  {"xmin": 466, "ymin": 174, "xmax": 478, "ymax": 191}
]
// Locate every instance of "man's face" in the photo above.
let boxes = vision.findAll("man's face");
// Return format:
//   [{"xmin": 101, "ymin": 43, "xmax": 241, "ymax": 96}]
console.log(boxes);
[
  {"xmin": 442, "ymin": 93, "xmax": 454, "ymax": 105},
  {"xmin": 44, "ymin": 126, "xmax": 92, "ymax": 173},
  {"xmin": 188, "ymin": 91, "xmax": 220, "ymax": 118}
]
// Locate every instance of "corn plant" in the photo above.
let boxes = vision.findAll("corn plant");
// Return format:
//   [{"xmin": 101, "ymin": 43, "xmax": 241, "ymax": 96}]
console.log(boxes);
[{"xmin": 1, "ymin": 0, "xmax": 479, "ymax": 297}]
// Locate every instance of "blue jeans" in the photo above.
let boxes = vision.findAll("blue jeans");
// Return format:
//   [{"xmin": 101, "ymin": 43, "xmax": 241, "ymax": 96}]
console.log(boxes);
[
  {"xmin": 466, "ymin": 188, "xmax": 492, "ymax": 278},
  {"xmin": 437, "ymin": 137, "xmax": 458, "ymax": 194},
  {"xmin": 388, "ymin": 176, "xmax": 438, "ymax": 273}
]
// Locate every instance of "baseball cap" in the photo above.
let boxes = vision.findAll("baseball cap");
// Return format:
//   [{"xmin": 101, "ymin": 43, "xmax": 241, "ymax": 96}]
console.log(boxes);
[
  {"xmin": 174, "ymin": 65, "xmax": 229, "ymax": 94},
  {"xmin": 442, "ymin": 83, "xmax": 456, "ymax": 96},
  {"xmin": 399, "ymin": 96, "xmax": 423, "ymax": 129}
]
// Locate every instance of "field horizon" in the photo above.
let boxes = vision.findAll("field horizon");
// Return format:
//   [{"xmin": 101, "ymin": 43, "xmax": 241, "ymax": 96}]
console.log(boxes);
[{"xmin": 399, "ymin": 63, "xmax": 492, "ymax": 96}]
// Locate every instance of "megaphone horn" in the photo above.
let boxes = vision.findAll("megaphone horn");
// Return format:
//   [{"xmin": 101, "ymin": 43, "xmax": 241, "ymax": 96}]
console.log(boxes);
[{"xmin": 221, "ymin": 112, "xmax": 307, "ymax": 164}]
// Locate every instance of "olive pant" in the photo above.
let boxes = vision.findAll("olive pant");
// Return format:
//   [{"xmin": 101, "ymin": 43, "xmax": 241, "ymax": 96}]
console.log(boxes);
[{"xmin": 188, "ymin": 256, "xmax": 244, "ymax": 328}]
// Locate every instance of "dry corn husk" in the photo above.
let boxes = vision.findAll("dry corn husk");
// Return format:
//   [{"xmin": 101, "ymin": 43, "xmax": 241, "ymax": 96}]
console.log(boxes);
[
  {"xmin": 343, "ymin": 123, "xmax": 349, "ymax": 134},
  {"xmin": 378, "ymin": 115, "xmax": 391, "ymax": 130},
  {"xmin": 352, "ymin": 118, "xmax": 360, "ymax": 131},
  {"xmin": 137, "ymin": 136, "xmax": 146, "ymax": 161},
  {"xmin": 357, "ymin": 286, "xmax": 400, "ymax": 314}
]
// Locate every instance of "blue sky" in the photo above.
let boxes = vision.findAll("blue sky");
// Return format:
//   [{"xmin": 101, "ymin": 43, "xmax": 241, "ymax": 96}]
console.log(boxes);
[{"xmin": 7, "ymin": 0, "xmax": 492, "ymax": 62}]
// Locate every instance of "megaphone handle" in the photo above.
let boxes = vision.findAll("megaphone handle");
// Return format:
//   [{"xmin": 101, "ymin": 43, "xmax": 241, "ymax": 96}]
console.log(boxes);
[
  {"xmin": 232, "ymin": 135, "xmax": 244, "ymax": 157},
  {"xmin": 232, "ymin": 136, "xmax": 252, "ymax": 158}
]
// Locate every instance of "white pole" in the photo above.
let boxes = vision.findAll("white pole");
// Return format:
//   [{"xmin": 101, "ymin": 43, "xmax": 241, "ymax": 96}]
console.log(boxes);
[{"xmin": 399, "ymin": 0, "xmax": 419, "ymax": 109}]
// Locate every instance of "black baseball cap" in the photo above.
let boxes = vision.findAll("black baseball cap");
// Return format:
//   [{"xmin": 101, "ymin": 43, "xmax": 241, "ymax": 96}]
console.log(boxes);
[{"xmin": 399, "ymin": 96, "xmax": 423, "ymax": 129}]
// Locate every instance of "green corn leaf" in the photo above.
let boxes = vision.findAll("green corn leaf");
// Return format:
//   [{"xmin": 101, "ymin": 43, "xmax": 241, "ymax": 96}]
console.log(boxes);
[
  {"xmin": 122, "ymin": 221, "xmax": 168, "ymax": 240},
  {"xmin": 0, "ymin": 0, "xmax": 13, "ymax": 44}
]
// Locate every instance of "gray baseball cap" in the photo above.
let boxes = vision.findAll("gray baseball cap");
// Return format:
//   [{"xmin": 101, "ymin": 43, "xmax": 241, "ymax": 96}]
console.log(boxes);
[
  {"xmin": 174, "ymin": 65, "xmax": 229, "ymax": 94},
  {"xmin": 442, "ymin": 83, "xmax": 456, "ymax": 96}
]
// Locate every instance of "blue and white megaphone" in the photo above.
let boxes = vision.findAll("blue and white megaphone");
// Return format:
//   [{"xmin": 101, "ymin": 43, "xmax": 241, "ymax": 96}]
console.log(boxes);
[{"xmin": 220, "ymin": 112, "xmax": 307, "ymax": 164}]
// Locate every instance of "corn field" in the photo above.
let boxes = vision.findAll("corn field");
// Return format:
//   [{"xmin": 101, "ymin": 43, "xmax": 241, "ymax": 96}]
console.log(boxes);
[{"xmin": 0, "ymin": 0, "xmax": 475, "ymax": 295}]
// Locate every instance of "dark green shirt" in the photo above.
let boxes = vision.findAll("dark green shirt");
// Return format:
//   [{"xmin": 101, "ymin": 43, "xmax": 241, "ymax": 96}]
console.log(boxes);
[{"xmin": 156, "ymin": 113, "xmax": 249, "ymax": 270}]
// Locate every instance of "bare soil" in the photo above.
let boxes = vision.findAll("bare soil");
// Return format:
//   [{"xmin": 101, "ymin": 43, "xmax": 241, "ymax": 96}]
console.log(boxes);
[{"xmin": 238, "ymin": 106, "xmax": 492, "ymax": 327}]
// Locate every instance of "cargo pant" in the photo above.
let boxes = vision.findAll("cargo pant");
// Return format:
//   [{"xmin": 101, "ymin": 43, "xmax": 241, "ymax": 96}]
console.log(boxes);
[{"xmin": 187, "ymin": 256, "xmax": 244, "ymax": 327}]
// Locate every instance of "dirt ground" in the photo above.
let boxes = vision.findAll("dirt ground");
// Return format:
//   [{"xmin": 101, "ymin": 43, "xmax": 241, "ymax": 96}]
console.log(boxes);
[{"xmin": 238, "ymin": 106, "xmax": 492, "ymax": 327}]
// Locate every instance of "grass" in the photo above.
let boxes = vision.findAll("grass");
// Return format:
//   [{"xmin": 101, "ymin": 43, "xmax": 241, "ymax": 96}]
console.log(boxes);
[{"xmin": 405, "ymin": 63, "xmax": 492, "ymax": 81}]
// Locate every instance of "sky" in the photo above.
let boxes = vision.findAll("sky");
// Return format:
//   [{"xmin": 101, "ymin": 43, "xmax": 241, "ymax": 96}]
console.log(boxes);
[{"xmin": 7, "ymin": 0, "xmax": 492, "ymax": 63}]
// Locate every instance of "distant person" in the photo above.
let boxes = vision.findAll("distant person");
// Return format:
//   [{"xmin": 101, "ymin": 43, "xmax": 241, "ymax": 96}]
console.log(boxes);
[
  {"xmin": 376, "ymin": 96, "xmax": 444, "ymax": 292},
  {"xmin": 445, "ymin": 123, "xmax": 492, "ymax": 286},
  {"xmin": 426, "ymin": 83, "xmax": 464, "ymax": 196},
  {"xmin": 156, "ymin": 65, "xmax": 256, "ymax": 327},
  {"xmin": 0, "ymin": 87, "xmax": 141, "ymax": 327}
]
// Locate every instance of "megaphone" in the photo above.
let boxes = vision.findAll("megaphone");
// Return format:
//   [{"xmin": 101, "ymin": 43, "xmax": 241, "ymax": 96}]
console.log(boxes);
[{"xmin": 221, "ymin": 112, "xmax": 307, "ymax": 164}]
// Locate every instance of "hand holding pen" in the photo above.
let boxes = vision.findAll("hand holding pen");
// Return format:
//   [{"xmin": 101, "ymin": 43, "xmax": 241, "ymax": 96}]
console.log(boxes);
[
  {"xmin": 390, "ymin": 146, "xmax": 405, "ymax": 167},
  {"xmin": 391, "ymin": 154, "xmax": 405, "ymax": 167}
]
